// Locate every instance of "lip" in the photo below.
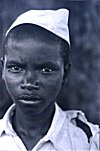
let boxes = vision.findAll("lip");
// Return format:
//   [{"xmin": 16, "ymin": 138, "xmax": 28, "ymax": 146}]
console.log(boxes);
[
  {"xmin": 19, "ymin": 94, "xmax": 41, "ymax": 100},
  {"xmin": 19, "ymin": 95, "xmax": 41, "ymax": 104}
]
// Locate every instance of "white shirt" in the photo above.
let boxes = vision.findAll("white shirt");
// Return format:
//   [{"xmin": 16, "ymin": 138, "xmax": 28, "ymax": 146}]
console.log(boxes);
[{"xmin": 0, "ymin": 104, "xmax": 99, "ymax": 151}]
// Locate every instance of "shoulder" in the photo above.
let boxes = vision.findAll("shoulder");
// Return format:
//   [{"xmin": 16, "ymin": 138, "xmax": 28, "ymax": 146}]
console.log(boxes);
[
  {"xmin": 64, "ymin": 110, "xmax": 100, "ymax": 150},
  {"xmin": 65, "ymin": 110, "xmax": 99, "ymax": 133}
]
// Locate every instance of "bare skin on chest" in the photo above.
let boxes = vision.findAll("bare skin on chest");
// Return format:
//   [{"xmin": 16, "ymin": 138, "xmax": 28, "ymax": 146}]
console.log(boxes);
[{"xmin": 12, "ymin": 105, "xmax": 54, "ymax": 150}]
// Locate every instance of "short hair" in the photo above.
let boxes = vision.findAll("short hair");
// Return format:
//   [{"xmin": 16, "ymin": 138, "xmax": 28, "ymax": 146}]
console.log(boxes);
[{"xmin": 3, "ymin": 24, "xmax": 70, "ymax": 66}]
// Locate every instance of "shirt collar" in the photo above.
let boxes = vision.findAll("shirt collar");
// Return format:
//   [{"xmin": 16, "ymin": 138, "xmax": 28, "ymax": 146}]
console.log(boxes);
[
  {"xmin": 0, "ymin": 104, "xmax": 16, "ymax": 136},
  {"xmin": 0, "ymin": 103, "xmax": 68, "ymax": 150},
  {"xmin": 41, "ymin": 103, "xmax": 69, "ymax": 150},
  {"xmin": 42, "ymin": 105, "xmax": 94, "ymax": 150},
  {"xmin": 0, "ymin": 103, "xmax": 95, "ymax": 151}
]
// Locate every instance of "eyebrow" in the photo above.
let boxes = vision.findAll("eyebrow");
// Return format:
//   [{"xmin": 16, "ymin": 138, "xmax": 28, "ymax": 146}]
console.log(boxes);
[
  {"xmin": 6, "ymin": 60, "xmax": 61, "ymax": 69},
  {"xmin": 34, "ymin": 62, "xmax": 60, "ymax": 69},
  {"xmin": 6, "ymin": 60, "xmax": 24, "ymax": 65}
]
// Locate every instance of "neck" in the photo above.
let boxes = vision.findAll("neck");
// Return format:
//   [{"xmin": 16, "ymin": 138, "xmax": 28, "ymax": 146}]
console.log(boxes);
[{"xmin": 12, "ymin": 103, "xmax": 55, "ymax": 137}]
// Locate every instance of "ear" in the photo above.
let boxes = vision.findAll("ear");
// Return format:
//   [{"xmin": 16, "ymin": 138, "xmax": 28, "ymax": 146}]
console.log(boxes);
[
  {"xmin": 63, "ymin": 61, "xmax": 71, "ymax": 84},
  {"xmin": 1, "ymin": 57, "xmax": 4, "ymax": 66},
  {"xmin": 1, "ymin": 57, "xmax": 5, "ymax": 80}
]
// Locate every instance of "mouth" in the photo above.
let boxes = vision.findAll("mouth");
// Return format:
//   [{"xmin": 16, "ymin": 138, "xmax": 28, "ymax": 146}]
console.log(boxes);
[{"xmin": 19, "ymin": 95, "xmax": 41, "ymax": 105}]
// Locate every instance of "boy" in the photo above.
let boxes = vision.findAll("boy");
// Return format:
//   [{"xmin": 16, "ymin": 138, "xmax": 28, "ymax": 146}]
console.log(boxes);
[{"xmin": 0, "ymin": 9, "xmax": 99, "ymax": 150}]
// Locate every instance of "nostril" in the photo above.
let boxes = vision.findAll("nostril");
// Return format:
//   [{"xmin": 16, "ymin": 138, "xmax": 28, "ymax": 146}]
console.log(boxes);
[
  {"xmin": 35, "ymin": 82, "xmax": 39, "ymax": 87},
  {"xmin": 21, "ymin": 82, "xmax": 39, "ymax": 90},
  {"xmin": 21, "ymin": 84, "xmax": 25, "ymax": 89}
]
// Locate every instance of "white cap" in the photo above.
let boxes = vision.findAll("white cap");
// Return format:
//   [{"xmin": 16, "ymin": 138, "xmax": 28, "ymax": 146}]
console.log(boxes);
[{"xmin": 6, "ymin": 8, "xmax": 70, "ymax": 45}]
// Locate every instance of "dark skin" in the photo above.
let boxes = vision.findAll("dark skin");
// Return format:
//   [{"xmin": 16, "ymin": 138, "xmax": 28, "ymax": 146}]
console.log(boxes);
[{"xmin": 2, "ymin": 32, "xmax": 70, "ymax": 150}]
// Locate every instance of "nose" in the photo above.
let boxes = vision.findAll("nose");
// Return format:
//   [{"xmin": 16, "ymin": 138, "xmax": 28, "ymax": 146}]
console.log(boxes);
[{"xmin": 21, "ymin": 70, "xmax": 39, "ymax": 90}]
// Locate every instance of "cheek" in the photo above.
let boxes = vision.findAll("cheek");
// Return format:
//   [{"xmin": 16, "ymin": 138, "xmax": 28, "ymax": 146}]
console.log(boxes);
[
  {"xmin": 3, "ymin": 73, "xmax": 21, "ymax": 100},
  {"xmin": 42, "ymin": 74, "xmax": 63, "ymax": 98},
  {"xmin": 5, "ymin": 79, "xmax": 17, "ymax": 99}
]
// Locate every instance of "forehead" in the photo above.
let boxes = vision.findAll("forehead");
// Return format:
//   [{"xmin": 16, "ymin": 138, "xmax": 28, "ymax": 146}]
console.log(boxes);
[
  {"xmin": 6, "ymin": 24, "xmax": 62, "ymax": 46},
  {"xmin": 5, "ymin": 26, "xmax": 63, "ymax": 64}
]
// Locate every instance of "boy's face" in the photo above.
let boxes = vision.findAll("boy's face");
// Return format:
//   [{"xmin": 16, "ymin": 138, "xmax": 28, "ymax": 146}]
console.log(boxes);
[{"xmin": 2, "ymin": 33, "xmax": 65, "ymax": 115}]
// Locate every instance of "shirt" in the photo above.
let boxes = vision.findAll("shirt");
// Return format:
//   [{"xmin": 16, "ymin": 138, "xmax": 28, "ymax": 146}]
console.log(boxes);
[{"xmin": 0, "ymin": 103, "xmax": 99, "ymax": 151}]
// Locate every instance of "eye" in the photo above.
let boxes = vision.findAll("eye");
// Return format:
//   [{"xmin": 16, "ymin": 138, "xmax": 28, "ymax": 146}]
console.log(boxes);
[
  {"xmin": 8, "ymin": 65, "xmax": 23, "ymax": 73},
  {"xmin": 42, "ymin": 68, "xmax": 53, "ymax": 73}
]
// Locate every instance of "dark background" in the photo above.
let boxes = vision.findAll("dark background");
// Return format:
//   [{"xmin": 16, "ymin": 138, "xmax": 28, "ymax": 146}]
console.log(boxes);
[{"xmin": 0, "ymin": 0, "xmax": 100, "ymax": 124}]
